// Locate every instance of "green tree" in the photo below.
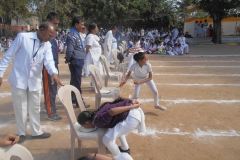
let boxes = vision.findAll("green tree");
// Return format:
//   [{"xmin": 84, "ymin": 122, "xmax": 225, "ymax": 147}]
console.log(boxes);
[
  {"xmin": 0, "ymin": 0, "xmax": 31, "ymax": 25},
  {"xmin": 79, "ymin": 0, "xmax": 149, "ymax": 28},
  {"xmin": 197, "ymin": 0, "xmax": 240, "ymax": 43},
  {"xmin": 137, "ymin": 0, "xmax": 178, "ymax": 29}
]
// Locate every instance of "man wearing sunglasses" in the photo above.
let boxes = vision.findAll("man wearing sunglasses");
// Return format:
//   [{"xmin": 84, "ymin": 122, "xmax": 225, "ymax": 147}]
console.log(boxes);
[{"xmin": 0, "ymin": 22, "xmax": 63, "ymax": 144}]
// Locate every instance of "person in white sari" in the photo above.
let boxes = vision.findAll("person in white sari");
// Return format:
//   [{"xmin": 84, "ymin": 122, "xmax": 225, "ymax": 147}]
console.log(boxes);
[{"xmin": 85, "ymin": 23, "xmax": 103, "ymax": 78}]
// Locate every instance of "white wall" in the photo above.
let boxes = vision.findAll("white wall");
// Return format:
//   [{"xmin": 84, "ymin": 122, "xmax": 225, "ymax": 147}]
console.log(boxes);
[
  {"xmin": 184, "ymin": 18, "xmax": 240, "ymax": 36},
  {"xmin": 222, "ymin": 20, "xmax": 239, "ymax": 35},
  {"xmin": 184, "ymin": 21, "xmax": 195, "ymax": 37}
]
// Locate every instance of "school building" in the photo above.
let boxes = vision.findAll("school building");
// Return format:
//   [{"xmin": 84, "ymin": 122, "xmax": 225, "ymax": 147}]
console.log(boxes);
[{"xmin": 184, "ymin": 5, "xmax": 240, "ymax": 36}]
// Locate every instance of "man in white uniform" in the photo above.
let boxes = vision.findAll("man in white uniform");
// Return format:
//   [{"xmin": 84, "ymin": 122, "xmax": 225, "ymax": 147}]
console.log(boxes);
[
  {"xmin": 103, "ymin": 26, "xmax": 117, "ymax": 65},
  {"xmin": 0, "ymin": 22, "xmax": 63, "ymax": 143}
]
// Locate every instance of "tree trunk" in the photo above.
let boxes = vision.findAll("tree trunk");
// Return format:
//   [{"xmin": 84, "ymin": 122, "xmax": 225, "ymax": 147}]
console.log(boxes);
[{"xmin": 212, "ymin": 13, "xmax": 222, "ymax": 44}]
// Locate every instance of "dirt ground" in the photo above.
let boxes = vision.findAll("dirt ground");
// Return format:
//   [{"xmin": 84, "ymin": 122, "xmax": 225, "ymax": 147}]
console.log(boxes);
[{"xmin": 0, "ymin": 38, "xmax": 240, "ymax": 160}]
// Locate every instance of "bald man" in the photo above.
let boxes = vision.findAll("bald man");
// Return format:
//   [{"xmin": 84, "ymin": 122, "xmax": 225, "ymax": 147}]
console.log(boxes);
[{"xmin": 0, "ymin": 22, "xmax": 63, "ymax": 144}]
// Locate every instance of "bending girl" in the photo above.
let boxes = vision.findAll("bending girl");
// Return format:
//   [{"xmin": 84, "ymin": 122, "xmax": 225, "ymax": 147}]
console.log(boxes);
[
  {"xmin": 77, "ymin": 97, "xmax": 146, "ymax": 160},
  {"xmin": 120, "ymin": 52, "xmax": 167, "ymax": 110}
]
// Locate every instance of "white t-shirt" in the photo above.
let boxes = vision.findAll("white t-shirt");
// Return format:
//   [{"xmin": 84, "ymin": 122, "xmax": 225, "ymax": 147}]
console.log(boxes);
[{"xmin": 130, "ymin": 63, "xmax": 152, "ymax": 81}]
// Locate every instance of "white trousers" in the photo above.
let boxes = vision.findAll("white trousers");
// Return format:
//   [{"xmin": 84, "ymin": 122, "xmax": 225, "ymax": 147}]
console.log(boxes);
[
  {"xmin": 104, "ymin": 46, "xmax": 111, "ymax": 65},
  {"xmin": 11, "ymin": 85, "xmax": 43, "ymax": 136},
  {"xmin": 181, "ymin": 44, "xmax": 189, "ymax": 53},
  {"xmin": 133, "ymin": 80, "xmax": 159, "ymax": 106},
  {"xmin": 102, "ymin": 114, "xmax": 140, "ymax": 159}
]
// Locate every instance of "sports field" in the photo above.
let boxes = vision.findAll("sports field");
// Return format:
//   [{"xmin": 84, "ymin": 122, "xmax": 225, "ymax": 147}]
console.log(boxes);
[{"xmin": 0, "ymin": 40, "xmax": 240, "ymax": 160}]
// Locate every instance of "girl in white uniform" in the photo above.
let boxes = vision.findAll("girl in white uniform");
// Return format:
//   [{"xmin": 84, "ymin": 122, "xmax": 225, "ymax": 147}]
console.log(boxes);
[
  {"xmin": 85, "ymin": 23, "xmax": 103, "ymax": 77},
  {"xmin": 120, "ymin": 52, "xmax": 167, "ymax": 110}
]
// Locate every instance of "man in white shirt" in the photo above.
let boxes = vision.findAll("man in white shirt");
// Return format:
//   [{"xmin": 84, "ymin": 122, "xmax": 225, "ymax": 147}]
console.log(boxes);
[
  {"xmin": 0, "ymin": 22, "xmax": 63, "ymax": 144},
  {"xmin": 103, "ymin": 26, "xmax": 117, "ymax": 65}
]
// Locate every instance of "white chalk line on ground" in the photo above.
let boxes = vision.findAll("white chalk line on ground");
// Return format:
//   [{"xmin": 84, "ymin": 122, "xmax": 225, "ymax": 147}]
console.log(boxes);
[
  {"xmin": 132, "ymin": 127, "xmax": 240, "ymax": 138},
  {"xmin": 185, "ymin": 54, "xmax": 240, "ymax": 57},
  {"xmin": 76, "ymin": 81, "xmax": 240, "ymax": 87},
  {"xmin": 0, "ymin": 92, "xmax": 11, "ymax": 98},
  {"xmin": 153, "ymin": 83, "xmax": 240, "ymax": 87},
  {"xmin": 84, "ymin": 97, "xmax": 240, "ymax": 104},
  {"xmin": 2, "ymin": 93, "xmax": 239, "ymax": 104},
  {"xmin": 150, "ymin": 60, "xmax": 240, "ymax": 63},
  {"xmin": 58, "ymin": 60, "xmax": 240, "ymax": 64},
  {"xmin": 58, "ymin": 55, "xmax": 240, "ymax": 61},
  {"xmin": 152, "ymin": 73, "xmax": 240, "ymax": 77},
  {"xmin": 195, "ymin": 128, "xmax": 240, "ymax": 138},
  {"xmin": 0, "ymin": 120, "xmax": 239, "ymax": 138},
  {"xmin": 59, "ymin": 71, "xmax": 240, "ymax": 77},
  {"xmin": 153, "ymin": 66, "xmax": 240, "ymax": 68},
  {"xmin": 59, "ymin": 64, "xmax": 240, "ymax": 68}
]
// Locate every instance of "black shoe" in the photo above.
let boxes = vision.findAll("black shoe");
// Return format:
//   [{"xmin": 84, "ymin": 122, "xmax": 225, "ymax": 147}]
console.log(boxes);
[
  {"xmin": 17, "ymin": 135, "xmax": 26, "ymax": 144},
  {"xmin": 32, "ymin": 133, "xmax": 51, "ymax": 139},
  {"xmin": 83, "ymin": 102, "xmax": 90, "ymax": 108},
  {"xmin": 47, "ymin": 115, "xmax": 62, "ymax": 121},
  {"xmin": 119, "ymin": 146, "xmax": 131, "ymax": 154},
  {"xmin": 74, "ymin": 102, "xmax": 80, "ymax": 108}
]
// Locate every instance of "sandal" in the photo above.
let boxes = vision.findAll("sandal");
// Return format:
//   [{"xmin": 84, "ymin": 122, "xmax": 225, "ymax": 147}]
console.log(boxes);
[{"xmin": 155, "ymin": 105, "xmax": 167, "ymax": 110}]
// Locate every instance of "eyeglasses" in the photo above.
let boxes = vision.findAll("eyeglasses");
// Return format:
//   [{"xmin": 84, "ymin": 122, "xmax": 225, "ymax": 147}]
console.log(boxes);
[{"xmin": 47, "ymin": 32, "xmax": 55, "ymax": 39}]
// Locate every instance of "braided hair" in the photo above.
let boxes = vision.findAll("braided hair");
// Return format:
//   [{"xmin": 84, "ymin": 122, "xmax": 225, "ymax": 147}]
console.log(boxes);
[{"xmin": 77, "ymin": 97, "xmax": 132, "ymax": 125}]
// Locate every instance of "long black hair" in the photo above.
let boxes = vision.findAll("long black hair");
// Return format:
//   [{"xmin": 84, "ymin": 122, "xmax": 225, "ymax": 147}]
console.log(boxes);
[
  {"xmin": 133, "ymin": 52, "xmax": 146, "ymax": 63},
  {"xmin": 77, "ymin": 97, "xmax": 132, "ymax": 125}
]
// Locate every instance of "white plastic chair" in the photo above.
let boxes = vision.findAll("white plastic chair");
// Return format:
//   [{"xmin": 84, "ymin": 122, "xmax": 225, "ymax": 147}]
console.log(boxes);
[
  {"xmin": 122, "ymin": 41, "xmax": 128, "ymax": 51},
  {"xmin": 89, "ymin": 65, "xmax": 120, "ymax": 109},
  {"xmin": 100, "ymin": 55, "xmax": 126, "ymax": 87},
  {"xmin": 58, "ymin": 85, "xmax": 107, "ymax": 160},
  {"xmin": 118, "ymin": 46, "xmax": 124, "ymax": 54},
  {"xmin": 0, "ymin": 144, "xmax": 33, "ymax": 160},
  {"xmin": 112, "ymin": 49, "xmax": 127, "ymax": 72}
]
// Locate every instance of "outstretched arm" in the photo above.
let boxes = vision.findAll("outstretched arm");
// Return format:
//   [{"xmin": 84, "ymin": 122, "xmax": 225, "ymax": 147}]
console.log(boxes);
[{"xmin": 119, "ymin": 71, "xmax": 131, "ymax": 87}]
